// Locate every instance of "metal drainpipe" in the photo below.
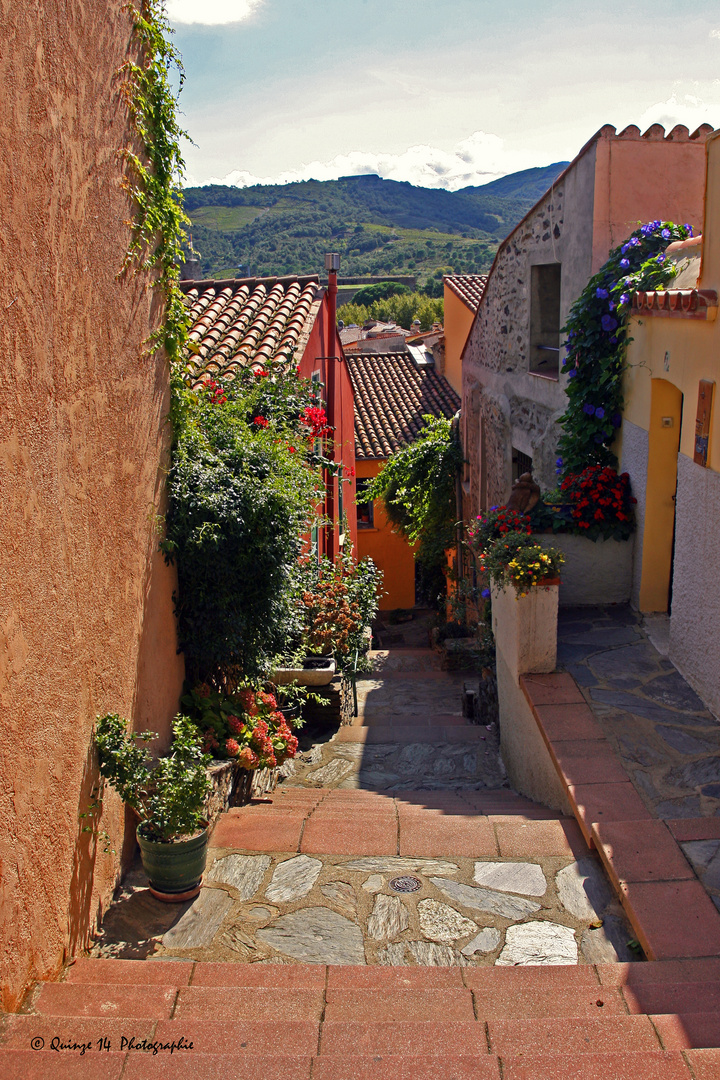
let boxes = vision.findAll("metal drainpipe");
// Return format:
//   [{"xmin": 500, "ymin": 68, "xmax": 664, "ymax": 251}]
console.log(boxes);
[
  {"xmin": 452, "ymin": 411, "xmax": 464, "ymax": 609},
  {"xmin": 324, "ymin": 253, "xmax": 340, "ymax": 563}
]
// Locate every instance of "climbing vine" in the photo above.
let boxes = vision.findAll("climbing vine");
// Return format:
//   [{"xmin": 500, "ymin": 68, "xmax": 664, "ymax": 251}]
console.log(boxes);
[
  {"xmin": 120, "ymin": 0, "xmax": 191, "ymax": 364},
  {"xmin": 558, "ymin": 220, "xmax": 693, "ymax": 477}
]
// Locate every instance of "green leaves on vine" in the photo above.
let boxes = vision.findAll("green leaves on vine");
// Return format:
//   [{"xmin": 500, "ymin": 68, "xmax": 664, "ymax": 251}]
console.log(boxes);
[
  {"xmin": 121, "ymin": 0, "xmax": 191, "ymax": 364},
  {"xmin": 558, "ymin": 220, "xmax": 692, "ymax": 477}
]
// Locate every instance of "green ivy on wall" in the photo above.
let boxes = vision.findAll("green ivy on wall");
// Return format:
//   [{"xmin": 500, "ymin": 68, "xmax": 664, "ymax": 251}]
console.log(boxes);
[
  {"xmin": 121, "ymin": 0, "xmax": 191, "ymax": 364},
  {"xmin": 557, "ymin": 220, "xmax": 693, "ymax": 477}
]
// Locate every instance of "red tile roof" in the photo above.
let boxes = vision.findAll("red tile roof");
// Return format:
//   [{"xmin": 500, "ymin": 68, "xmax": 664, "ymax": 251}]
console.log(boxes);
[
  {"xmin": 632, "ymin": 288, "xmax": 718, "ymax": 319},
  {"xmin": 346, "ymin": 352, "xmax": 460, "ymax": 460},
  {"xmin": 179, "ymin": 276, "xmax": 321, "ymax": 386},
  {"xmin": 444, "ymin": 274, "xmax": 488, "ymax": 313}
]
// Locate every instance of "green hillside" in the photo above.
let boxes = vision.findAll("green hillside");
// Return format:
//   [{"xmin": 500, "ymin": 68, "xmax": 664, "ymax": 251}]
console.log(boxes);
[{"xmin": 182, "ymin": 162, "xmax": 569, "ymax": 281}]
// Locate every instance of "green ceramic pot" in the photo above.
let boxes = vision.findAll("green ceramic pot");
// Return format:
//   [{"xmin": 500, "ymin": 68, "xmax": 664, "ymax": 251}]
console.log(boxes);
[{"xmin": 136, "ymin": 822, "xmax": 209, "ymax": 895}]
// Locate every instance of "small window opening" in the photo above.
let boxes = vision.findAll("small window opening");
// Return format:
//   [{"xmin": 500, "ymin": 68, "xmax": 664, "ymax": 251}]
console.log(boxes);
[
  {"xmin": 355, "ymin": 477, "xmax": 374, "ymax": 529},
  {"xmin": 512, "ymin": 447, "xmax": 533, "ymax": 482},
  {"xmin": 529, "ymin": 263, "xmax": 561, "ymax": 378}
]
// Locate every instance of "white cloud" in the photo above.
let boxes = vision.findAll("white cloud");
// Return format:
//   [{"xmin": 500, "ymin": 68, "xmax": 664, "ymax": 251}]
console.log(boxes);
[
  {"xmin": 200, "ymin": 130, "xmax": 548, "ymax": 191},
  {"xmin": 637, "ymin": 91, "xmax": 720, "ymax": 135},
  {"xmin": 165, "ymin": 0, "xmax": 263, "ymax": 26},
  {"xmin": 711, "ymin": 28, "xmax": 720, "ymax": 39}
]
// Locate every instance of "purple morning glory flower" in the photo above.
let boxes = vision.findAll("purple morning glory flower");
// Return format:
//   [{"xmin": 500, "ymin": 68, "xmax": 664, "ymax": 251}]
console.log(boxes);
[
  {"xmin": 481, "ymin": 588, "xmax": 491, "ymax": 598},
  {"xmin": 684, "ymin": 224, "xmax": 693, "ymax": 237},
  {"xmin": 567, "ymin": 368, "xmax": 577, "ymax": 379},
  {"xmin": 609, "ymin": 301, "xmax": 616, "ymax": 311},
  {"xmin": 556, "ymin": 458, "xmax": 563, "ymax": 466},
  {"xmin": 609, "ymin": 335, "xmax": 618, "ymax": 344},
  {"xmin": 601, "ymin": 314, "xmax": 618, "ymax": 332},
  {"xmin": 596, "ymin": 287, "xmax": 609, "ymax": 299},
  {"xmin": 661, "ymin": 228, "xmax": 671, "ymax": 239},
  {"xmin": 612, "ymin": 412, "xmax": 622, "ymax": 428},
  {"xmin": 621, "ymin": 243, "xmax": 629, "ymax": 254},
  {"xmin": 620, "ymin": 292, "xmax": 630, "ymax": 305},
  {"xmin": 656, "ymin": 254, "xmax": 666, "ymax": 264},
  {"xmin": 583, "ymin": 402, "xmax": 595, "ymax": 415},
  {"xmin": 490, "ymin": 506, "xmax": 498, "ymax": 512},
  {"xmin": 620, "ymin": 258, "xmax": 630, "ymax": 269},
  {"xmin": 595, "ymin": 406, "xmax": 605, "ymax": 419}
]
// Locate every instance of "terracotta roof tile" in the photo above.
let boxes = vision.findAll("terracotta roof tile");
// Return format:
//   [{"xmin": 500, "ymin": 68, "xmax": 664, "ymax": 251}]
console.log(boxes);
[
  {"xmin": 346, "ymin": 352, "xmax": 460, "ymax": 460},
  {"xmin": 632, "ymin": 288, "xmax": 718, "ymax": 319},
  {"xmin": 444, "ymin": 274, "xmax": 488, "ymax": 313},
  {"xmin": 180, "ymin": 276, "xmax": 321, "ymax": 386}
]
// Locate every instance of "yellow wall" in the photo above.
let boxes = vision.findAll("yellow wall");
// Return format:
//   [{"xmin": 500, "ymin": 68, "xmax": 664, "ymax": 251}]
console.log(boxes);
[
  {"xmin": 355, "ymin": 459, "xmax": 417, "ymax": 610},
  {"xmin": 443, "ymin": 286, "xmax": 476, "ymax": 396},
  {"xmin": 622, "ymin": 130, "xmax": 720, "ymax": 612}
]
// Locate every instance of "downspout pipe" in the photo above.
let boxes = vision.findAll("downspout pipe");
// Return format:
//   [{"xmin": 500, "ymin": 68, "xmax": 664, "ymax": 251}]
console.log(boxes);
[
  {"xmin": 452, "ymin": 410, "xmax": 464, "ymax": 607},
  {"xmin": 324, "ymin": 253, "xmax": 340, "ymax": 562}
]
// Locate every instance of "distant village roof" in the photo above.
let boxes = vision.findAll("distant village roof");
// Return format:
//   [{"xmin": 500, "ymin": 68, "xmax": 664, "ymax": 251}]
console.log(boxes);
[
  {"xmin": 340, "ymin": 320, "xmax": 412, "ymax": 354},
  {"xmin": 179, "ymin": 275, "xmax": 321, "ymax": 386},
  {"xmin": 444, "ymin": 274, "xmax": 488, "ymax": 313},
  {"xmin": 346, "ymin": 351, "xmax": 460, "ymax": 460}
]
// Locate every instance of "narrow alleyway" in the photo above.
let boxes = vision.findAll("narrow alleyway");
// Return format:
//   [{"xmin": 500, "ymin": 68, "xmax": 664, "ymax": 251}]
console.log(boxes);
[{"xmin": 87, "ymin": 646, "xmax": 634, "ymax": 967}]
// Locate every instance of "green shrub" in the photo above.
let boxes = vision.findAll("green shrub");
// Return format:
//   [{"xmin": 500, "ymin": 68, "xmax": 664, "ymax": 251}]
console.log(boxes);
[{"xmin": 352, "ymin": 281, "xmax": 410, "ymax": 306}]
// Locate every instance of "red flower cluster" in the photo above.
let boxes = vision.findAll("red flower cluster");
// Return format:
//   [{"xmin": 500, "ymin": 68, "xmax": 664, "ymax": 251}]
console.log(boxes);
[
  {"xmin": 253, "ymin": 415, "xmax": 269, "ymax": 428},
  {"xmin": 301, "ymin": 405, "xmax": 331, "ymax": 439},
  {"xmin": 203, "ymin": 378, "xmax": 227, "ymax": 405},
  {"xmin": 560, "ymin": 465, "xmax": 636, "ymax": 529},
  {"xmin": 468, "ymin": 507, "xmax": 533, "ymax": 555},
  {"xmin": 253, "ymin": 369, "xmax": 269, "ymax": 378}
]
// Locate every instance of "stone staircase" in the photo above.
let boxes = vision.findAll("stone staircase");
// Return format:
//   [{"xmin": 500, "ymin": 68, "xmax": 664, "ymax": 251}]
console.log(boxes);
[{"xmin": 2, "ymin": 956, "xmax": 720, "ymax": 1078}]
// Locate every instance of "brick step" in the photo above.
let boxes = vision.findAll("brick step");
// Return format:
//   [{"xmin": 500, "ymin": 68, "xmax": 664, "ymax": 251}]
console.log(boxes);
[{"xmin": 3, "ymin": 1048, "xmax": 717, "ymax": 1080}]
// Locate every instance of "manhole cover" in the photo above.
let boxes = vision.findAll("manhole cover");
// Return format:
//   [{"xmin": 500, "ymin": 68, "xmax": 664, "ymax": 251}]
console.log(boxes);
[{"xmin": 389, "ymin": 875, "xmax": 422, "ymax": 893}]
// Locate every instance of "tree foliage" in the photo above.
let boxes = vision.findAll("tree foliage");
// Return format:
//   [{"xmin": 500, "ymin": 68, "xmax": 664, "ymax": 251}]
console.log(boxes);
[
  {"xmin": 367, "ymin": 416, "xmax": 463, "ymax": 603},
  {"xmin": 338, "ymin": 292, "xmax": 444, "ymax": 330}
]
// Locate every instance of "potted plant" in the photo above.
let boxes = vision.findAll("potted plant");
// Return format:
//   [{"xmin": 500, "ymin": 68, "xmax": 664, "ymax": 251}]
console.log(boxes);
[{"xmin": 95, "ymin": 713, "xmax": 211, "ymax": 902}]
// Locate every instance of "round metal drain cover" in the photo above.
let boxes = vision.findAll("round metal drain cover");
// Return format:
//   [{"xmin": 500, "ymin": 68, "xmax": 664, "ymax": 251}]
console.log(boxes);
[{"xmin": 389, "ymin": 875, "xmax": 422, "ymax": 893}]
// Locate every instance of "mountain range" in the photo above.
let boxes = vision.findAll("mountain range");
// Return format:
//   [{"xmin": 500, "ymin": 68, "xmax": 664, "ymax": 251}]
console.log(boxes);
[{"xmin": 182, "ymin": 162, "xmax": 570, "ymax": 282}]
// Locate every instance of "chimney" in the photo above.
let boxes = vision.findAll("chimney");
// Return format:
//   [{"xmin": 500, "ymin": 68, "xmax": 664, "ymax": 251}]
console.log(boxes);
[
  {"xmin": 180, "ymin": 252, "xmax": 202, "ymax": 280},
  {"xmin": 323, "ymin": 254, "xmax": 340, "ymax": 562}
]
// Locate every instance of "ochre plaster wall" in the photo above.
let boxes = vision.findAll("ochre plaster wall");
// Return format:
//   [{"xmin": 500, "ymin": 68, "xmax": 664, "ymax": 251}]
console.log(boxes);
[
  {"xmin": 355, "ymin": 460, "xmax": 416, "ymax": 610},
  {"xmin": 0, "ymin": 1, "xmax": 184, "ymax": 1009},
  {"xmin": 442, "ymin": 288, "xmax": 475, "ymax": 396}
]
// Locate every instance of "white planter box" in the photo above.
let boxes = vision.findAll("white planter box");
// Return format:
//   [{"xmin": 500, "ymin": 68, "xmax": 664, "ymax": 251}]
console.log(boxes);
[
  {"xmin": 491, "ymin": 580, "xmax": 559, "ymax": 681},
  {"xmin": 534, "ymin": 532, "xmax": 634, "ymax": 607},
  {"xmin": 271, "ymin": 659, "xmax": 336, "ymax": 686}
]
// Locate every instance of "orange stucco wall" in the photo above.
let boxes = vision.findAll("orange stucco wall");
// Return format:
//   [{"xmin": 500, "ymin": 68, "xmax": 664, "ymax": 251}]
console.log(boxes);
[
  {"xmin": 591, "ymin": 137, "xmax": 707, "ymax": 273},
  {"xmin": 442, "ymin": 287, "xmax": 475, "ymax": 396},
  {"xmin": 298, "ymin": 300, "xmax": 357, "ymax": 558},
  {"xmin": 0, "ymin": 1, "xmax": 184, "ymax": 1010},
  {"xmin": 355, "ymin": 460, "xmax": 416, "ymax": 609}
]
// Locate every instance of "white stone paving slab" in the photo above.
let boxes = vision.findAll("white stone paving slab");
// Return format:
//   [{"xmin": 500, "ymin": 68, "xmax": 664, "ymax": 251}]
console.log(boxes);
[
  {"xmin": 377, "ymin": 943, "xmax": 408, "ymax": 965},
  {"xmin": 361, "ymin": 874, "xmax": 384, "ymax": 894},
  {"xmin": 265, "ymin": 855, "xmax": 322, "ymax": 903},
  {"xmin": 555, "ymin": 859, "xmax": 613, "ymax": 921},
  {"xmin": 407, "ymin": 941, "xmax": 466, "ymax": 966},
  {"xmin": 343, "ymin": 857, "xmax": 459, "ymax": 875},
  {"xmin": 320, "ymin": 881, "xmax": 358, "ymax": 920},
  {"xmin": 473, "ymin": 861, "xmax": 547, "ymax": 897},
  {"xmin": 161, "ymin": 888, "xmax": 233, "ymax": 950},
  {"xmin": 430, "ymin": 877, "xmax": 541, "ymax": 919},
  {"xmin": 461, "ymin": 928, "xmax": 501, "ymax": 957},
  {"xmin": 367, "ymin": 894, "xmax": 410, "ymax": 940},
  {"xmin": 257, "ymin": 907, "xmax": 366, "ymax": 964},
  {"xmin": 496, "ymin": 921, "xmax": 578, "ymax": 966},
  {"xmin": 418, "ymin": 899, "xmax": 477, "ymax": 942},
  {"xmin": 207, "ymin": 854, "xmax": 271, "ymax": 899},
  {"xmin": 304, "ymin": 758, "xmax": 355, "ymax": 786}
]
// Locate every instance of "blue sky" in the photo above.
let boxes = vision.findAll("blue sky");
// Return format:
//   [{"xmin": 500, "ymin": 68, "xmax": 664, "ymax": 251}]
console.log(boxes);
[{"xmin": 166, "ymin": 0, "xmax": 720, "ymax": 189}]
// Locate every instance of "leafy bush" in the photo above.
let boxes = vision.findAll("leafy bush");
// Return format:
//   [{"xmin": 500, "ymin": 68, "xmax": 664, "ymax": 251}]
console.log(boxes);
[
  {"xmin": 95, "ymin": 714, "xmax": 210, "ymax": 842},
  {"xmin": 467, "ymin": 507, "xmax": 533, "ymax": 552},
  {"xmin": 297, "ymin": 550, "xmax": 381, "ymax": 676},
  {"xmin": 181, "ymin": 683, "xmax": 299, "ymax": 768},
  {"xmin": 163, "ymin": 366, "xmax": 321, "ymax": 683},
  {"xmin": 352, "ymin": 281, "xmax": 410, "ymax": 306},
  {"xmin": 337, "ymin": 292, "xmax": 444, "ymax": 331}
]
